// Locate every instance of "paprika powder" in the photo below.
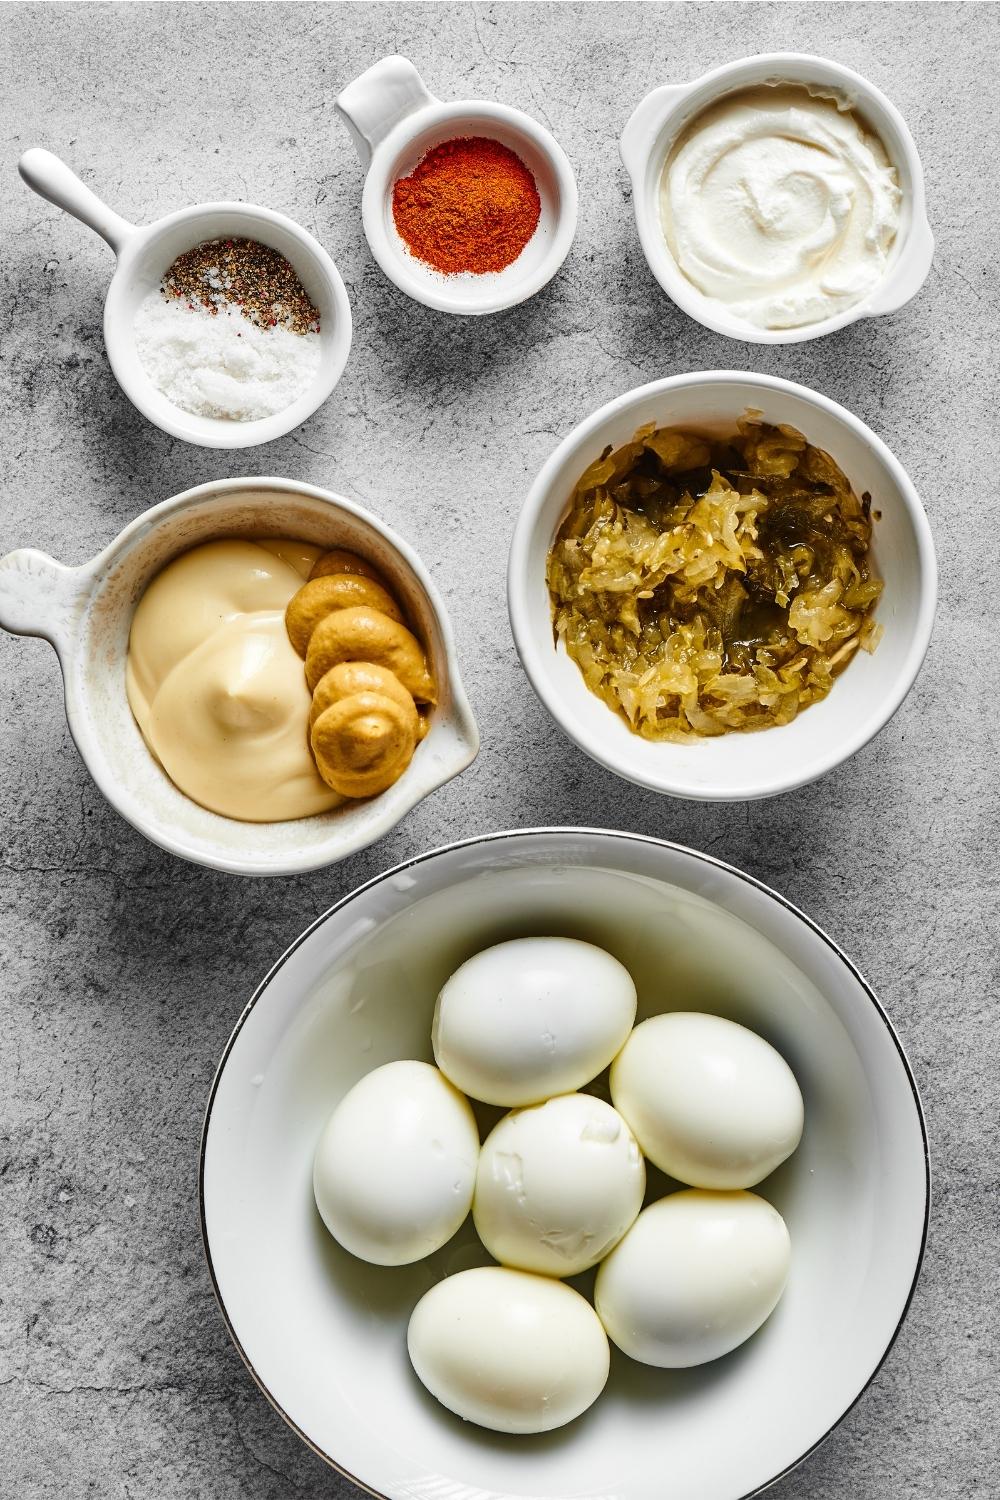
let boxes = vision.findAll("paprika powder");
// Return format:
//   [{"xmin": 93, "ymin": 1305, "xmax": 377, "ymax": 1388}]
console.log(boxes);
[{"xmin": 392, "ymin": 136, "xmax": 541, "ymax": 275}]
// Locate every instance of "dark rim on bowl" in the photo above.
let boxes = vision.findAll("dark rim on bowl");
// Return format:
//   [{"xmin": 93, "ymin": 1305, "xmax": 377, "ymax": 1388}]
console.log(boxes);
[{"xmin": 198, "ymin": 827, "xmax": 931, "ymax": 1500}]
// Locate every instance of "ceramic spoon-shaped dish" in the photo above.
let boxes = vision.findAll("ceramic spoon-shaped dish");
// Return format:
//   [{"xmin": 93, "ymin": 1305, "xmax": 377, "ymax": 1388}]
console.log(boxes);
[{"xmin": 18, "ymin": 148, "xmax": 352, "ymax": 446}]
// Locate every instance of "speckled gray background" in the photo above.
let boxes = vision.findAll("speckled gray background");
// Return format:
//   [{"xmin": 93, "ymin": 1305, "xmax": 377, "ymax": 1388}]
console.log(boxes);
[{"xmin": 1, "ymin": 2, "xmax": 997, "ymax": 1496}]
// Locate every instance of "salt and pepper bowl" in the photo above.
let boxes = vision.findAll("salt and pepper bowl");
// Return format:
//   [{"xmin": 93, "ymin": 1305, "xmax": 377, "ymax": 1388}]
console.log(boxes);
[
  {"xmin": 17, "ymin": 148, "xmax": 353, "ymax": 448},
  {"xmin": 336, "ymin": 55, "xmax": 578, "ymax": 315},
  {"xmin": 620, "ymin": 54, "xmax": 934, "ymax": 344}
]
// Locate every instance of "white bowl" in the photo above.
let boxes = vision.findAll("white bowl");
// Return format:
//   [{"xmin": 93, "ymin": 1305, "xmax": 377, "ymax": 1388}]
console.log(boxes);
[
  {"xmin": 0, "ymin": 479, "xmax": 478, "ymax": 875},
  {"xmin": 620, "ymin": 53, "xmax": 934, "ymax": 344},
  {"xmin": 18, "ymin": 148, "xmax": 352, "ymax": 447},
  {"xmin": 336, "ymin": 55, "xmax": 578, "ymax": 315},
  {"xmin": 508, "ymin": 372, "xmax": 937, "ymax": 802},
  {"xmin": 200, "ymin": 827, "xmax": 929, "ymax": 1500}
]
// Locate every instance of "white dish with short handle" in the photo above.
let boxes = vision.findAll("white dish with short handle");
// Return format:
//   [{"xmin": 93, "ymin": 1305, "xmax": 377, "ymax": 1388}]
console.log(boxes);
[
  {"xmin": 18, "ymin": 148, "xmax": 352, "ymax": 447},
  {"xmin": 336, "ymin": 55, "xmax": 578, "ymax": 315},
  {"xmin": 0, "ymin": 479, "xmax": 478, "ymax": 875},
  {"xmin": 620, "ymin": 53, "xmax": 934, "ymax": 344}
]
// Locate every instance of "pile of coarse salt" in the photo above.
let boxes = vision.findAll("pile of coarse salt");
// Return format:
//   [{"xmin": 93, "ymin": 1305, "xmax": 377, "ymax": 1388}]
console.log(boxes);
[
  {"xmin": 134, "ymin": 297, "xmax": 320, "ymax": 421},
  {"xmin": 133, "ymin": 237, "xmax": 322, "ymax": 422}
]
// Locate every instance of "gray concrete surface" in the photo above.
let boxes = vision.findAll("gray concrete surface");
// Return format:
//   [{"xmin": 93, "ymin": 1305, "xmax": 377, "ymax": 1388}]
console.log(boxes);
[{"xmin": 1, "ymin": 3, "xmax": 997, "ymax": 1496}]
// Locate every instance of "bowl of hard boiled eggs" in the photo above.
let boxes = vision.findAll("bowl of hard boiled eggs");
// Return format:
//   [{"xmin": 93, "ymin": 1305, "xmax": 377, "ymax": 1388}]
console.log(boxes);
[{"xmin": 200, "ymin": 828, "xmax": 928, "ymax": 1500}]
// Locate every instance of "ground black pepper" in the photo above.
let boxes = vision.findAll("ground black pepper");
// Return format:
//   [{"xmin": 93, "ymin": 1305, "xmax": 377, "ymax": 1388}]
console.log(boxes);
[{"xmin": 160, "ymin": 237, "xmax": 320, "ymax": 335}]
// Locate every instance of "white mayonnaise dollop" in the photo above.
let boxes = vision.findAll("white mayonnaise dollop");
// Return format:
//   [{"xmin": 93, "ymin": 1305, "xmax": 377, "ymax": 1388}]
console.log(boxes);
[
  {"xmin": 660, "ymin": 84, "xmax": 902, "ymax": 329},
  {"xmin": 126, "ymin": 537, "xmax": 341, "ymax": 822}
]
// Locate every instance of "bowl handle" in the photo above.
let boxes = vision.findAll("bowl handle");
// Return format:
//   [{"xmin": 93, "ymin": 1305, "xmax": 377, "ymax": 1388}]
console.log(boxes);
[
  {"xmin": 0, "ymin": 548, "xmax": 81, "ymax": 656},
  {"xmin": 335, "ymin": 55, "xmax": 437, "ymax": 170},
  {"xmin": 865, "ymin": 214, "xmax": 935, "ymax": 317},
  {"xmin": 18, "ymin": 148, "xmax": 136, "ymax": 256},
  {"xmin": 620, "ymin": 85, "xmax": 689, "ymax": 181}
]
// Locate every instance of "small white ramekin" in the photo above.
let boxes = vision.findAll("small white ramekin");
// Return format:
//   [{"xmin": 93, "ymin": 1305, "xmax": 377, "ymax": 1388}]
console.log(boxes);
[
  {"xmin": 0, "ymin": 480, "xmax": 479, "ymax": 875},
  {"xmin": 620, "ymin": 54, "xmax": 934, "ymax": 344},
  {"xmin": 336, "ymin": 55, "xmax": 578, "ymax": 316},
  {"xmin": 508, "ymin": 372, "xmax": 937, "ymax": 802},
  {"xmin": 18, "ymin": 149, "xmax": 353, "ymax": 448}
]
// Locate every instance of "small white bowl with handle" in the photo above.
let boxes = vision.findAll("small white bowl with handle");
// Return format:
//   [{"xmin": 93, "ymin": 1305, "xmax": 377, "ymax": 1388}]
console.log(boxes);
[
  {"xmin": 0, "ymin": 479, "xmax": 479, "ymax": 876},
  {"xmin": 336, "ymin": 55, "xmax": 578, "ymax": 315},
  {"xmin": 620, "ymin": 53, "xmax": 934, "ymax": 343},
  {"xmin": 508, "ymin": 371, "xmax": 937, "ymax": 801},
  {"xmin": 18, "ymin": 148, "xmax": 353, "ymax": 447}
]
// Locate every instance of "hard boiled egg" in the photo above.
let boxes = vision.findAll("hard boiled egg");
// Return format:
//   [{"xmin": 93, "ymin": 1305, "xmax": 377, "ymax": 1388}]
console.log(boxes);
[
  {"xmin": 610, "ymin": 1012, "xmax": 804, "ymax": 1189},
  {"xmin": 594, "ymin": 1189, "xmax": 790, "ymax": 1367},
  {"xmin": 407, "ymin": 1266, "xmax": 610, "ymax": 1432},
  {"xmin": 313, "ymin": 1060, "xmax": 479, "ymax": 1266},
  {"xmin": 473, "ymin": 1093, "xmax": 645, "ymax": 1277},
  {"xmin": 433, "ymin": 937, "xmax": 637, "ymax": 1106}
]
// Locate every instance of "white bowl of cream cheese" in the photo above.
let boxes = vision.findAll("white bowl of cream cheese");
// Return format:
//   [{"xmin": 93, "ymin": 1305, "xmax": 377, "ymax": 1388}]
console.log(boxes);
[
  {"xmin": 620, "ymin": 55, "xmax": 933, "ymax": 343},
  {"xmin": 0, "ymin": 480, "xmax": 479, "ymax": 875}
]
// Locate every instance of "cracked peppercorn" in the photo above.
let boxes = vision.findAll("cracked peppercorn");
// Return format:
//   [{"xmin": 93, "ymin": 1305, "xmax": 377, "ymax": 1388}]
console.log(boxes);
[{"xmin": 159, "ymin": 237, "xmax": 320, "ymax": 335}]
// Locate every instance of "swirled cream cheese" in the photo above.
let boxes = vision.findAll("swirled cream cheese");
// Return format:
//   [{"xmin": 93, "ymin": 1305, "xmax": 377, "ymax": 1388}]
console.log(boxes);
[
  {"xmin": 660, "ymin": 85, "xmax": 902, "ymax": 329},
  {"xmin": 126, "ymin": 538, "xmax": 342, "ymax": 822}
]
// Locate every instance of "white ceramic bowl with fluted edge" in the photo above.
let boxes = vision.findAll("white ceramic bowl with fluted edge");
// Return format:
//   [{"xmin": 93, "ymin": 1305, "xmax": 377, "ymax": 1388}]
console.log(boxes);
[
  {"xmin": 0, "ymin": 480, "xmax": 478, "ymax": 876},
  {"xmin": 508, "ymin": 372, "xmax": 936, "ymax": 801},
  {"xmin": 17, "ymin": 149, "xmax": 352, "ymax": 447},
  {"xmin": 336, "ymin": 55, "xmax": 578, "ymax": 315},
  {"xmin": 620, "ymin": 53, "xmax": 934, "ymax": 344},
  {"xmin": 200, "ymin": 827, "xmax": 929, "ymax": 1500}
]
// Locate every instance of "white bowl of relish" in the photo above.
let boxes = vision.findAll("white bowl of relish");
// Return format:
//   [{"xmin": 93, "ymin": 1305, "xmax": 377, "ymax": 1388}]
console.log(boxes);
[{"xmin": 508, "ymin": 371, "xmax": 937, "ymax": 800}]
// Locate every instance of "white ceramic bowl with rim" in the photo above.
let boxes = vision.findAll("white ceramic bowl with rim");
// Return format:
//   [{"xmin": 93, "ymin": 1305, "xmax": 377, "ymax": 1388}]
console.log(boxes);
[
  {"xmin": 0, "ymin": 479, "xmax": 478, "ymax": 876},
  {"xmin": 18, "ymin": 148, "xmax": 353, "ymax": 447},
  {"xmin": 508, "ymin": 371, "xmax": 936, "ymax": 801},
  {"xmin": 336, "ymin": 55, "xmax": 578, "ymax": 315},
  {"xmin": 620, "ymin": 53, "xmax": 934, "ymax": 344},
  {"xmin": 200, "ymin": 826, "xmax": 929, "ymax": 1500}
]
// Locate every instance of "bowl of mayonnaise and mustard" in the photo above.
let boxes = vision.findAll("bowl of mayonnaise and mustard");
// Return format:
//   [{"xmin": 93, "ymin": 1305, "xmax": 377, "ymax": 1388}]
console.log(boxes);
[
  {"xmin": 620, "ymin": 53, "xmax": 934, "ymax": 344},
  {"xmin": 0, "ymin": 481, "xmax": 478, "ymax": 875}
]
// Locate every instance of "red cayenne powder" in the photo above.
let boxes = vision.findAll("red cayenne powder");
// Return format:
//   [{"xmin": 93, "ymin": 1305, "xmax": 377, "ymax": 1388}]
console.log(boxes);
[{"xmin": 392, "ymin": 136, "xmax": 542, "ymax": 275}]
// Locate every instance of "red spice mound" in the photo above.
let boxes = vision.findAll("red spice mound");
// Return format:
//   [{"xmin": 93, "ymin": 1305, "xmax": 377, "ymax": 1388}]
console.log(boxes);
[{"xmin": 392, "ymin": 136, "xmax": 542, "ymax": 276}]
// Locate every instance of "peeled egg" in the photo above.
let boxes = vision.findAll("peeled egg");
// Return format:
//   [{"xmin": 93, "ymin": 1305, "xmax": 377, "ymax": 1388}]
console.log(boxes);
[
  {"xmin": 610, "ymin": 1012, "xmax": 804, "ymax": 1189},
  {"xmin": 313, "ymin": 1060, "xmax": 479, "ymax": 1266},
  {"xmin": 594, "ymin": 1190, "xmax": 791, "ymax": 1367},
  {"xmin": 407, "ymin": 1266, "xmax": 610, "ymax": 1433},
  {"xmin": 433, "ymin": 938, "xmax": 637, "ymax": 1106},
  {"xmin": 473, "ymin": 1094, "xmax": 645, "ymax": 1277}
]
